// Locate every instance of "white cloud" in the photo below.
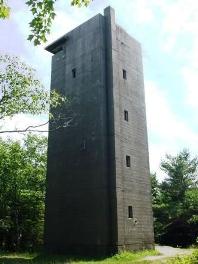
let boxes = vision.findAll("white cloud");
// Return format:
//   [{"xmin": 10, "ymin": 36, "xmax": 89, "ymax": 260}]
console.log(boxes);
[
  {"xmin": 131, "ymin": 0, "xmax": 154, "ymax": 24},
  {"xmin": 145, "ymin": 81, "xmax": 197, "ymax": 142},
  {"xmin": 159, "ymin": 0, "xmax": 198, "ymax": 52},
  {"xmin": 161, "ymin": 0, "xmax": 198, "ymax": 35},
  {"xmin": 145, "ymin": 80, "xmax": 198, "ymax": 179},
  {"xmin": 48, "ymin": 7, "xmax": 92, "ymax": 43},
  {"xmin": 108, "ymin": 0, "xmax": 155, "ymax": 26},
  {"xmin": 149, "ymin": 144, "xmax": 172, "ymax": 181},
  {"xmin": 181, "ymin": 67, "xmax": 198, "ymax": 110}
]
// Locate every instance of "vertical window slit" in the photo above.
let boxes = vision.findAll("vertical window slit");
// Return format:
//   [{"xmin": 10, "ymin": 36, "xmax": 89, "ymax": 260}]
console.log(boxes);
[
  {"xmin": 123, "ymin": 69, "xmax": 127, "ymax": 79},
  {"xmin": 126, "ymin": 155, "xmax": 131, "ymax": 167},
  {"xmin": 128, "ymin": 206, "xmax": 133, "ymax": 219},
  {"xmin": 124, "ymin": 110, "xmax": 128, "ymax": 121},
  {"xmin": 72, "ymin": 68, "xmax": 76, "ymax": 78}
]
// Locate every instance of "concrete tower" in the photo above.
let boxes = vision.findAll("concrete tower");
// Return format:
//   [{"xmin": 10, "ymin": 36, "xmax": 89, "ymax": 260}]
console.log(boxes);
[{"xmin": 44, "ymin": 6, "xmax": 154, "ymax": 256}]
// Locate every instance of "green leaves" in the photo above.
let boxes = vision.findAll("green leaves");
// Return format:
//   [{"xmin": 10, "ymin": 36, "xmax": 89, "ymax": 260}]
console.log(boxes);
[
  {"xmin": 26, "ymin": 0, "xmax": 92, "ymax": 46},
  {"xmin": 26, "ymin": 0, "xmax": 55, "ymax": 45},
  {"xmin": 71, "ymin": 0, "xmax": 92, "ymax": 7},
  {"xmin": 0, "ymin": 134, "xmax": 47, "ymax": 250},
  {"xmin": 161, "ymin": 149, "xmax": 198, "ymax": 202},
  {"xmin": 0, "ymin": 0, "xmax": 92, "ymax": 45},
  {"xmin": 152, "ymin": 150, "xmax": 198, "ymax": 246},
  {"xmin": 0, "ymin": 0, "xmax": 10, "ymax": 19},
  {"xmin": 0, "ymin": 54, "xmax": 66, "ymax": 120}
]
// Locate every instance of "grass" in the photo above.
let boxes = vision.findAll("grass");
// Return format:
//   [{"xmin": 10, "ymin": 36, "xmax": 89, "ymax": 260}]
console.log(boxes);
[
  {"xmin": 166, "ymin": 249, "xmax": 198, "ymax": 264},
  {"xmin": 0, "ymin": 249, "xmax": 159, "ymax": 264},
  {"xmin": 1, "ymin": 249, "xmax": 197, "ymax": 264}
]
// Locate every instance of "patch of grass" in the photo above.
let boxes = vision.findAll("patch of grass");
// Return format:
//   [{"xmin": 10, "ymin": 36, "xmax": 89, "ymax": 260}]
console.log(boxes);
[
  {"xmin": 68, "ymin": 249, "xmax": 159, "ymax": 263},
  {"xmin": 0, "ymin": 249, "xmax": 159, "ymax": 264},
  {"xmin": 0, "ymin": 252, "xmax": 35, "ymax": 264},
  {"xmin": 0, "ymin": 252, "xmax": 36, "ymax": 259},
  {"xmin": 104, "ymin": 250, "xmax": 159, "ymax": 263},
  {"xmin": 166, "ymin": 249, "xmax": 198, "ymax": 264}
]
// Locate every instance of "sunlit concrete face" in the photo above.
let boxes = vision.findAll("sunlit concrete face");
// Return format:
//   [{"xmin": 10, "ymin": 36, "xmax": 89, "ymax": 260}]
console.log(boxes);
[{"xmin": 44, "ymin": 6, "xmax": 154, "ymax": 256}]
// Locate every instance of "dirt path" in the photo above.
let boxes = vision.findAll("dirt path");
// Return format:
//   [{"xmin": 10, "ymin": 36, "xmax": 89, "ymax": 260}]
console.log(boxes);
[{"xmin": 144, "ymin": 245, "xmax": 193, "ymax": 261}]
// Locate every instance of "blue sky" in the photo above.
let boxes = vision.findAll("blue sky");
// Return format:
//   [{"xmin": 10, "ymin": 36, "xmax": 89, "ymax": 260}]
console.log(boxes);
[{"xmin": 0, "ymin": 0, "xmax": 198, "ymax": 180}]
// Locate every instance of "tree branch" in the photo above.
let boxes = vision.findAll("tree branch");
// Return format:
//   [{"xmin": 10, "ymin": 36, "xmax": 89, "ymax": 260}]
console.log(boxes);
[{"xmin": 0, "ymin": 117, "xmax": 73, "ymax": 134}]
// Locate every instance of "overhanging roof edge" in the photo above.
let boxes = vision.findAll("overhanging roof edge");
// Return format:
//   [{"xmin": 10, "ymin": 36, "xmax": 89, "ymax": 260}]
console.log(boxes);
[{"xmin": 45, "ymin": 35, "xmax": 68, "ymax": 54}]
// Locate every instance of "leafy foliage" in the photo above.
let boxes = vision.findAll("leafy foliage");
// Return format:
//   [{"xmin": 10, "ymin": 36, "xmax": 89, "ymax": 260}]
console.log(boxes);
[
  {"xmin": 26, "ymin": 0, "xmax": 56, "ymax": 45},
  {"xmin": 0, "ymin": 0, "xmax": 10, "ymax": 19},
  {"xmin": 151, "ymin": 150, "xmax": 198, "ymax": 247},
  {"xmin": 71, "ymin": 0, "xmax": 92, "ymax": 7},
  {"xmin": 0, "ymin": 134, "xmax": 47, "ymax": 251},
  {"xmin": 160, "ymin": 149, "xmax": 198, "ymax": 203},
  {"xmin": 0, "ymin": 0, "xmax": 92, "ymax": 45},
  {"xmin": 0, "ymin": 54, "xmax": 65, "ymax": 120}
]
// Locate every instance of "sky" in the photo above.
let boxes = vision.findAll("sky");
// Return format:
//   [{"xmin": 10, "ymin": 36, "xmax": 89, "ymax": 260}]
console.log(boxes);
[{"xmin": 0, "ymin": 0, "xmax": 198, "ymax": 180}]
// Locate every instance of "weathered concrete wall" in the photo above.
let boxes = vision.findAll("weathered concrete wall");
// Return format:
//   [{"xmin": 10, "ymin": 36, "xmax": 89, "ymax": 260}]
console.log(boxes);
[
  {"xmin": 115, "ymin": 23, "xmax": 154, "ymax": 250},
  {"xmin": 44, "ymin": 6, "xmax": 154, "ymax": 256},
  {"xmin": 45, "ymin": 14, "xmax": 113, "ymax": 255},
  {"xmin": 104, "ymin": 6, "xmax": 154, "ymax": 251}
]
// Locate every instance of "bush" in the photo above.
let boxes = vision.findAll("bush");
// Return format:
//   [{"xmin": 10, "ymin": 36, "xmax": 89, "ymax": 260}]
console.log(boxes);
[{"xmin": 159, "ymin": 218, "xmax": 197, "ymax": 247}]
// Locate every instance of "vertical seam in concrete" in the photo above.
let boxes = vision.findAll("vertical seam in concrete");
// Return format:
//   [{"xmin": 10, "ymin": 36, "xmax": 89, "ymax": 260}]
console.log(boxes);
[{"xmin": 104, "ymin": 7, "xmax": 118, "ymax": 250}]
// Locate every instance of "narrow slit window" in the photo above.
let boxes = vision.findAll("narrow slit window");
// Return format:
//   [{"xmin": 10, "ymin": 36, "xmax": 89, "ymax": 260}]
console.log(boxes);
[
  {"xmin": 124, "ymin": 110, "xmax": 128, "ymax": 121},
  {"xmin": 123, "ymin": 69, "xmax": 127, "ymax": 79},
  {"xmin": 72, "ymin": 68, "xmax": 76, "ymax": 78},
  {"xmin": 81, "ymin": 139, "xmax": 86, "ymax": 151},
  {"xmin": 128, "ymin": 206, "xmax": 133, "ymax": 219},
  {"xmin": 126, "ymin": 155, "xmax": 131, "ymax": 167}
]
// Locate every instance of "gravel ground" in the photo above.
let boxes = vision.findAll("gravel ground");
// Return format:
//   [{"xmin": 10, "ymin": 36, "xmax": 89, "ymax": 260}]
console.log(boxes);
[{"xmin": 144, "ymin": 245, "xmax": 193, "ymax": 261}]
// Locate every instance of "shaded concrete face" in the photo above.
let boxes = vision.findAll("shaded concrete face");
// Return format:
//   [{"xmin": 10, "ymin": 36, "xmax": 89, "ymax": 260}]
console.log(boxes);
[{"xmin": 44, "ymin": 6, "xmax": 154, "ymax": 256}]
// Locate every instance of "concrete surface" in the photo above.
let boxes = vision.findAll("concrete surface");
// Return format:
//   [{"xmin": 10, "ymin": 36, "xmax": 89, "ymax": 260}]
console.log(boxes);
[
  {"xmin": 44, "ymin": 6, "xmax": 154, "ymax": 256},
  {"xmin": 144, "ymin": 245, "xmax": 193, "ymax": 261}
]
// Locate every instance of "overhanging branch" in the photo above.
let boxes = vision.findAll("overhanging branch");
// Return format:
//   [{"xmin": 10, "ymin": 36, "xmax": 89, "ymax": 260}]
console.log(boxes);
[{"xmin": 0, "ymin": 117, "xmax": 73, "ymax": 134}]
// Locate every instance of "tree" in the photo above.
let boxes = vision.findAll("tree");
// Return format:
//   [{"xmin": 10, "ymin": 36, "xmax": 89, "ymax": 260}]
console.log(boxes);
[
  {"xmin": 160, "ymin": 149, "xmax": 198, "ymax": 204},
  {"xmin": 0, "ymin": 54, "xmax": 62, "ymax": 119},
  {"xmin": 0, "ymin": 0, "xmax": 92, "ymax": 45},
  {"xmin": 151, "ymin": 150, "xmax": 198, "ymax": 247},
  {"xmin": 0, "ymin": 0, "xmax": 9, "ymax": 19},
  {"xmin": 0, "ymin": 54, "xmax": 69, "ymax": 133},
  {"xmin": 150, "ymin": 173, "xmax": 170, "ymax": 243},
  {"xmin": 0, "ymin": 134, "xmax": 47, "ymax": 250},
  {"xmin": 150, "ymin": 173, "xmax": 160, "ymax": 204}
]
